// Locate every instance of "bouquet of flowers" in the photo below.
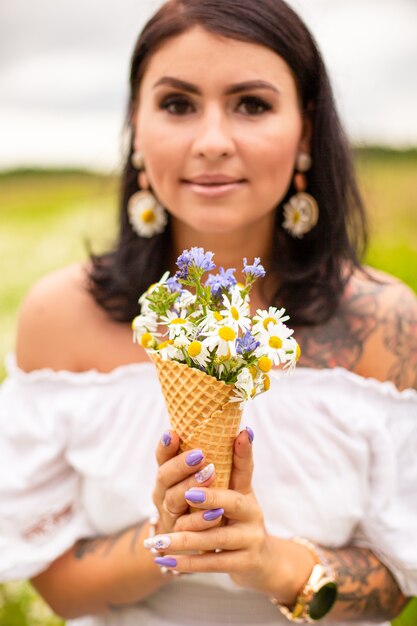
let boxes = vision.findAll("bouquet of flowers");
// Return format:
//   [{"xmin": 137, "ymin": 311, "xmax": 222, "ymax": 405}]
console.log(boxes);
[{"xmin": 133, "ymin": 247, "xmax": 298, "ymax": 488}]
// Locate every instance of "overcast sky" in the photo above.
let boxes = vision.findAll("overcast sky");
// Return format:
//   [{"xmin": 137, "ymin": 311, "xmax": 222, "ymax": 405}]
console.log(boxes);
[{"xmin": 1, "ymin": 0, "xmax": 416, "ymax": 171}]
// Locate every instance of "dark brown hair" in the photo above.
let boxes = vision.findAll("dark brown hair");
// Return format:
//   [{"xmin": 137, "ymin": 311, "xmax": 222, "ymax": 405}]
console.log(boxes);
[{"xmin": 89, "ymin": 0, "xmax": 367, "ymax": 326}]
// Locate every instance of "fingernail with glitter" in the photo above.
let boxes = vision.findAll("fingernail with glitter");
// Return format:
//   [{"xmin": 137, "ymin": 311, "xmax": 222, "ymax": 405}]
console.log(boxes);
[
  {"xmin": 195, "ymin": 463, "xmax": 215, "ymax": 484},
  {"xmin": 161, "ymin": 431, "xmax": 172, "ymax": 447},
  {"xmin": 186, "ymin": 450, "xmax": 204, "ymax": 467},
  {"xmin": 185, "ymin": 488, "xmax": 206, "ymax": 503},
  {"xmin": 144, "ymin": 535, "xmax": 171, "ymax": 550},
  {"xmin": 245, "ymin": 426, "xmax": 254, "ymax": 444},
  {"xmin": 203, "ymin": 508, "xmax": 224, "ymax": 522},
  {"xmin": 155, "ymin": 556, "xmax": 177, "ymax": 568}
]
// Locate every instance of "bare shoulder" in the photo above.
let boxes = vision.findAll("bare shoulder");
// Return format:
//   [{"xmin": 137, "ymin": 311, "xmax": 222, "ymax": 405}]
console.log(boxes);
[
  {"xmin": 16, "ymin": 263, "xmax": 104, "ymax": 372},
  {"xmin": 297, "ymin": 267, "xmax": 417, "ymax": 390},
  {"xmin": 357, "ymin": 269, "xmax": 417, "ymax": 390}
]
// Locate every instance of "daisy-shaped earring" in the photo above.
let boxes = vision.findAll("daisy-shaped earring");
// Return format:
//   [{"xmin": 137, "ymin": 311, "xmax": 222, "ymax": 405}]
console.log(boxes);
[
  {"xmin": 282, "ymin": 153, "xmax": 318, "ymax": 239},
  {"xmin": 128, "ymin": 151, "xmax": 167, "ymax": 238}
]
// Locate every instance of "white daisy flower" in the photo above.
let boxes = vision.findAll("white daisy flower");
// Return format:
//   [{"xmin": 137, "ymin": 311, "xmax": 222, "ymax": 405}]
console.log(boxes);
[
  {"xmin": 252, "ymin": 306, "xmax": 290, "ymax": 334},
  {"xmin": 242, "ymin": 364, "xmax": 269, "ymax": 399},
  {"xmin": 282, "ymin": 337, "xmax": 301, "ymax": 370},
  {"xmin": 132, "ymin": 312, "xmax": 158, "ymax": 334},
  {"xmin": 251, "ymin": 368, "xmax": 271, "ymax": 397},
  {"xmin": 167, "ymin": 321, "xmax": 194, "ymax": 340},
  {"xmin": 168, "ymin": 335, "xmax": 190, "ymax": 363},
  {"xmin": 173, "ymin": 335, "xmax": 190, "ymax": 349},
  {"xmin": 199, "ymin": 309, "xmax": 227, "ymax": 333},
  {"xmin": 157, "ymin": 339, "xmax": 182, "ymax": 361},
  {"xmin": 160, "ymin": 311, "xmax": 195, "ymax": 340},
  {"xmin": 128, "ymin": 192, "xmax": 167, "ymax": 238},
  {"xmin": 132, "ymin": 313, "xmax": 160, "ymax": 348},
  {"xmin": 230, "ymin": 368, "xmax": 255, "ymax": 406},
  {"xmin": 220, "ymin": 290, "xmax": 251, "ymax": 333},
  {"xmin": 176, "ymin": 289, "xmax": 196, "ymax": 316},
  {"xmin": 202, "ymin": 324, "xmax": 238, "ymax": 358},
  {"xmin": 213, "ymin": 354, "xmax": 245, "ymax": 379},
  {"xmin": 134, "ymin": 331, "xmax": 157, "ymax": 350},
  {"xmin": 186, "ymin": 340, "xmax": 211, "ymax": 369},
  {"xmin": 256, "ymin": 322, "xmax": 295, "ymax": 366}
]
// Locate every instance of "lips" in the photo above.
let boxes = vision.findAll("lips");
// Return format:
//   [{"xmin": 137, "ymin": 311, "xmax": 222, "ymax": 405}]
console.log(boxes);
[
  {"xmin": 183, "ymin": 174, "xmax": 245, "ymax": 185},
  {"xmin": 181, "ymin": 176, "xmax": 246, "ymax": 197}
]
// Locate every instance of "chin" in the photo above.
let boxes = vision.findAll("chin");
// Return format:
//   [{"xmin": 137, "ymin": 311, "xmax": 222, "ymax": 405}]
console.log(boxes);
[{"xmin": 190, "ymin": 215, "xmax": 245, "ymax": 235}]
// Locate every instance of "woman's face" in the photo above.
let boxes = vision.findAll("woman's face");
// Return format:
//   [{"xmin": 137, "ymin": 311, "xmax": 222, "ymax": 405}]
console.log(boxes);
[{"xmin": 134, "ymin": 26, "xmax": 309, "ymax": 236}]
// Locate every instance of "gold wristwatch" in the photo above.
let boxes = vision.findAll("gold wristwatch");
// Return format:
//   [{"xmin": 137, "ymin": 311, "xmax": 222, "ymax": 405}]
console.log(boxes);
[{"xmin": 270, "ymin": 537, "xmax": 338, "ymax": 623}]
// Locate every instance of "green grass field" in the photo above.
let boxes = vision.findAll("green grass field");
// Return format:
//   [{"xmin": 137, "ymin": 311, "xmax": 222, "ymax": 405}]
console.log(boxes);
[
  {"xmin": 0, "ymin": 150, "xmax": 416, "ymax": 624},
  {"xmin": 356, "ymin": 148, "xmax": 417, "ymax": 290}
]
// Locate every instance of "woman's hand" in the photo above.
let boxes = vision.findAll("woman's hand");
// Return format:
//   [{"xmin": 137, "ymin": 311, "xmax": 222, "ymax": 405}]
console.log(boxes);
[
  {"xmin": 147, "ymin": 428, "xmax": 285, "ymax": 595},
  {"xmin": 152, "ymin": 430, "xmax": 223, "ymax": 534}
]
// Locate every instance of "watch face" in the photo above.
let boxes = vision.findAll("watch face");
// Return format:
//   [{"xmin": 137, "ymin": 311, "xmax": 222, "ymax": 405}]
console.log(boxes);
[{"xmin": 309, "ymin": 582, "xmax": 338, "ymax": 620}]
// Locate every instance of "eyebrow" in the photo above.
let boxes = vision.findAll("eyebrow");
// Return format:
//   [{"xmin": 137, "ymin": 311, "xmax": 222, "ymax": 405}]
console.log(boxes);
[{"xmin": 153, "ymin": 76, "xmax": 280, "ymax": 95}]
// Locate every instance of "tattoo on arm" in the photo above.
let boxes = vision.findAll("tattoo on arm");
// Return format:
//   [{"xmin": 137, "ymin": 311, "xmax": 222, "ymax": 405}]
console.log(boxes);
[
  {"xmin": 297, "ymin": 278, "xmax": 417, "ymax": 390},
  {"xmin": 75, "ymin": 523, "xmax": 144, "ymax": 560},
  {"xmin": 383, "ymin": 290, "xmax": 417, "ymax": 389},
  {"xmin": 322, "ymin": 546, "xmax": 409, "ymax": 621},
  {"xmin": 74, "ymin": 522, "xmax": 158, "ymax": 613},
  {"xmin": 297, "ymin": 281, "xmax": 380, "ymax": 370}
]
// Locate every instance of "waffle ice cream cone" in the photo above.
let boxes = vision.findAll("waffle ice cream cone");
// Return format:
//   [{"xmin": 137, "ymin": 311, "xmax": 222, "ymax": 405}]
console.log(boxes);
[{"xmin": 151, "ymin": 353, "xmax": 243, "ymax": 489}]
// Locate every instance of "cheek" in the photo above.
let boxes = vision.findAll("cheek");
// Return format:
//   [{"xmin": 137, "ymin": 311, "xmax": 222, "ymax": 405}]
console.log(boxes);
[
  {"xmin": 136, "ymin": 129, "xmax": 180, "ymax": 192},
  {"xmin": 135, "ymin": 108, "xmax": 175, "ymax": 171},
  {"xmin": 249, "ymin": 138, "xmax": 298, "ymax": 199},
  {"xmin": 138, "ymin": 138, "xmax": 187, "ymax": 212},
  {"xmin": 242, "ymin": 130, "xmax": 301, "ymax": 213},
  {"xmin": 244, "ymin": 118, "xmax": 301, "ymax": 182}
]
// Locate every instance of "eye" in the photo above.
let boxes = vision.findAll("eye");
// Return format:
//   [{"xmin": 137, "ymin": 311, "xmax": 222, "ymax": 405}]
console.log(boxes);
[
  {"xmin": 237, "ymin": 96, "xmax": 272, "ymax": 116},
  {"xmin": 159, "ymin": 95, "xmax": 195, "ymax": 116}
]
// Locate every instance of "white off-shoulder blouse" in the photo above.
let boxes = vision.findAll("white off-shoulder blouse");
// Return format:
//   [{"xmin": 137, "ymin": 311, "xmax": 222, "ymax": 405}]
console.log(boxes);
[{"xmin": 0, "ymin": 355, "xmax": 416, "ymax": 626}]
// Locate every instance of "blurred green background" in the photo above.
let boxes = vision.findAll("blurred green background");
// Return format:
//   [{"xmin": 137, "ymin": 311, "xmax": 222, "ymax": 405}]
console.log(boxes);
[{"xmin": 0, "ymin": 147, "xmax": 416, "ymax": 624}]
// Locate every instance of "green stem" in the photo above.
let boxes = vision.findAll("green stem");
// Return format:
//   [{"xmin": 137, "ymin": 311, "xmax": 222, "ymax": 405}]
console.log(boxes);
[{"xmin": 181, "ymin": 348, "xmax": 192, "ymax": 368}]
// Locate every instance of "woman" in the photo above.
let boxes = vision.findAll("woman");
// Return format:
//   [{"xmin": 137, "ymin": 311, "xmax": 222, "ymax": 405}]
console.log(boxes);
[{"xmin": 0, "ymin": 1, "xmax": 416, "ymax": 624}]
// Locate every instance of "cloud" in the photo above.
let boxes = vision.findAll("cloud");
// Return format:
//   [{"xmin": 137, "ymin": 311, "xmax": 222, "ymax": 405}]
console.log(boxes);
[
  {"xmin": 0, "ymin": 0, "xmax": 416, "ymax": 169},
  {"xmin": 289, "ymin": 0, "xmax": 417, "ymax": 143}
]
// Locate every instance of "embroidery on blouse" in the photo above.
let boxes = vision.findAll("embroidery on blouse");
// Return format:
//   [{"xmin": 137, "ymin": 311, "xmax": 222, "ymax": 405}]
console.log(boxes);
[{"xmin": 22, "ymin": 504, "xmax": 73, "ymax": 542}]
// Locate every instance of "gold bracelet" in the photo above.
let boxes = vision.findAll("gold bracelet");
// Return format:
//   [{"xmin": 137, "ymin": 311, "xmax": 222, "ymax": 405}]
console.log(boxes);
[{"xmin": 270, "ymin": 537, "xmax": 337, "ymax": 623}]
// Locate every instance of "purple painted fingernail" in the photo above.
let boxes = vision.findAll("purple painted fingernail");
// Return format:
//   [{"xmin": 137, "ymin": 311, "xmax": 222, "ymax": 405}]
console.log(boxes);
[
  {"xmin": 185, "ymin": 488, "xmax": 206, "ymax": 503},
  {"xmin": 195, "ymin": 463, "xmax": 215, "ymax": 484},
  {"xmin": 155, "ymin": 556, "xmax": 177, "ymax": 568},
  {"xmin": 203, "ymin": 508, "xmax": 224, "ymax": 522},
  {"xmin": 245, "ymin": 426, "xmax": 254, "ymax": 444},
  {"xmin": 161, "ymin": 431, "xmax": 172, "ymax": 447},
  {"xmin": 186, "ymin": 450, "xmax": 204, "ymax": 467}
]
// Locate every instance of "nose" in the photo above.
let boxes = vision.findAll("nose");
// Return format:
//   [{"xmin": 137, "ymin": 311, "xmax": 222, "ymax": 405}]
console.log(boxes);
[{"xmin": 191, "ymin": 106, "xmax": 235, "ymax": 160}]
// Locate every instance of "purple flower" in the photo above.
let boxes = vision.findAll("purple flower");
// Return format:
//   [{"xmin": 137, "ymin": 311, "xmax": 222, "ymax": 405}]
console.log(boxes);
[
  {"xmin": 175, "ymin": 250, "xmax": 192, "ymax": 279},
  {"xmin": 236, "ymin": 331, "xmax": 260, "ymax": 355},
  {"xmin": 166, "ymin": 276, "xmax": 182, "ymax": 293},
  {"xmin": 242, "ymin": 257, "xmax": 266, "ymax": 279},
  {"xmin": 205, "ymin": 267, "xmax": 237, "ymax": 297},
  {"xmin": 176, "ymin": 247, "xmax": 216, "ymax": 279}
]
